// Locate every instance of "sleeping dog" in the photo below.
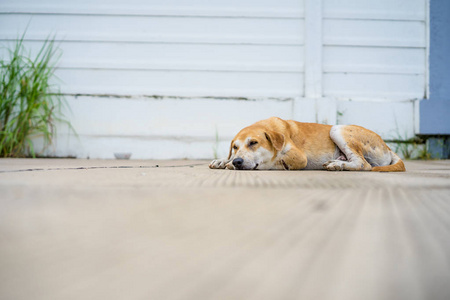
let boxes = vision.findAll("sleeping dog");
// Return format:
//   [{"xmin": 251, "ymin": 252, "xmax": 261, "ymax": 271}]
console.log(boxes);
[{"xmin": 209, "ymin": 117, "xmax": 405, "ymax": 172}]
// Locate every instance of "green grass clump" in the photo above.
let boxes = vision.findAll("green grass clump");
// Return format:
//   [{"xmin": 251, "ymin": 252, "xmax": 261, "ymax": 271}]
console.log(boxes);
[{"xmin": 1, "ymin": 34, "xmax": 68, "ymax": 157}]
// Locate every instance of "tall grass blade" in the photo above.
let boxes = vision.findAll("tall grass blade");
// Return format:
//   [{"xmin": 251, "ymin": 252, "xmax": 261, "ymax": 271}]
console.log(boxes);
[{"xmin": 0, "ymin": 32, "xmax": 71, "ymax": 157}]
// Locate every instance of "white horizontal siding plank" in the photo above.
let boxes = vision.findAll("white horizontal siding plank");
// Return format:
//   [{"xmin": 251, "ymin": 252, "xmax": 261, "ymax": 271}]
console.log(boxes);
[
  {"xmin": 323, "ymin": 46, "xmax": 426, "ymax": 75},
  {"xmin": 0, "ymin": 0, "xmax": 304, "ymax": 18},
  {"xmin": 0, "ymin": 14, "xmax": 304, "ymax": 45},
  {"xmin": 0, "ymin": 7, "xmax": 303, "ymax": 19},
  {"xmin": 54, "ymin": 69, "xmax": 304, "ymax": 98},
  {"xmin": 337, "ymin": 100, "xmax": 415, "ymax": 139},
  {"xmin": 323, "ymin": 73, "xmax": 425, "ymax": 100},
  {"xmin": 53, "ymin": 95, "xmax": 294, "ymax": 159},
  {"xmin": 323, "ymin": 19, "xmax": 426, "ymax": 48},
  {"xmin": 49, "ymin": 136, "xmax": 223, "ymax": 160},
  {"xmin": 324, "ymin": 0, "xmax": 426, "ymax": 21},
  {"xmin": 0, "ymin": 41, "xmax": 304, "ymax": 73},
  {"xmin": 63, "ymin": 96, "xmax": 293, "ymax": 138}
]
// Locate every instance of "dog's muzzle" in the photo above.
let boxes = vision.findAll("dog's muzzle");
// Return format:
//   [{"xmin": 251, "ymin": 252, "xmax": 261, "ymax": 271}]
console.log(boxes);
[{"xmin": 232, "ymin": 158, "xmax": 259, "ymax": 170}]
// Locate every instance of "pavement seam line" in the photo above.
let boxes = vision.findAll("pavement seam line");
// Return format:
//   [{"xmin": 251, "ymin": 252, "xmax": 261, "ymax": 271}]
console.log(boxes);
[{"xmin": 0, "ymin": 163, "xmax": 207, "ymax": 173}]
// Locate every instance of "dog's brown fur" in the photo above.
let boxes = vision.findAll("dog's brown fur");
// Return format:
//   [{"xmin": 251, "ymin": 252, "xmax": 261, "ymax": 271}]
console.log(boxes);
[{"xmin": 209, "ymin": 117, "xmax": 405, "ymax": 172}]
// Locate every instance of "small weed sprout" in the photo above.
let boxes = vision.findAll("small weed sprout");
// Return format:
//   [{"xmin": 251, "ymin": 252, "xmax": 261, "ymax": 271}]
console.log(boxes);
[
  {"xmin": 390, "ymin": 130, "xmax": 430, "ymax": 160},
  {"xmin": 336, "ymin": 110, "xmax": 344, "ymax": 125}
]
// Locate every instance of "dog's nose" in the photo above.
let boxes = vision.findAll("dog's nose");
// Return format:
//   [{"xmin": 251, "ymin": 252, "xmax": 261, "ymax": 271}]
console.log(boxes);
[{"xmin": 232, "ymin": 158, "xmax": 244, "ymax": 168}]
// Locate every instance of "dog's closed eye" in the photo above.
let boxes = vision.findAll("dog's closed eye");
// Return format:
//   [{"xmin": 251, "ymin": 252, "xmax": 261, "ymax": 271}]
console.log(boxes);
[{"xmin": 249, "ymin": 140, "xmax": 258, "ymax": 146}]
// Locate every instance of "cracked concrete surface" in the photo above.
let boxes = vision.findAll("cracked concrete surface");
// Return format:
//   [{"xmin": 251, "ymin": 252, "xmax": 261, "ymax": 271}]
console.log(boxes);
[{"xmin": 1, "ymin": 159, "xmax": 450, "ymax": 300}]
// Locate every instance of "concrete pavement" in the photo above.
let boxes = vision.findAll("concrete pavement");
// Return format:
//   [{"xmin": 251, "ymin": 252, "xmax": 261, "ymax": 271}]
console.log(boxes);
[{"xmin": 1, "ymin": 159, "xmax": 450, "ymax": 300}]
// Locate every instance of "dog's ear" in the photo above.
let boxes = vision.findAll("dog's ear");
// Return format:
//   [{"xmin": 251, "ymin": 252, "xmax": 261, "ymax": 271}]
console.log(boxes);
[
  {"xmin": 264, "ymin": 131, "xmax": 285, "ymax": 151},
  {"xmin": 227, "ymin": 139, "xmax": 235, "ymax": 159}
]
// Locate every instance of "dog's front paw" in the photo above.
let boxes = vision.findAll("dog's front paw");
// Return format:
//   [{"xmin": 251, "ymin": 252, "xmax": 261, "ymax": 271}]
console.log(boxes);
[
  {"xmin": 323, "ymin": 160, "xmax": 345, "ymax": 171},
  {"xmin": 209, "ymin": 158, "xmax": 230, "ymax": 169},
  {"xmin": 225, "ymin": 161, "xmax": 235, "ymax": 170}
]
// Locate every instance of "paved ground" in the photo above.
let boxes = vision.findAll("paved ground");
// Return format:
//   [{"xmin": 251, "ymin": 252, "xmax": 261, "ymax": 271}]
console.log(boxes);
[{"xmin": 1, "ymin": 159, "xmax": 450, "ymax": 300}]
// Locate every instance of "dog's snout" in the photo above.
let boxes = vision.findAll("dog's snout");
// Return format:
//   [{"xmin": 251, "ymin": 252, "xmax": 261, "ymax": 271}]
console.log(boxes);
[{"xmin": 232, "ymin": 158, "xmax": 244, "ymax": 169}]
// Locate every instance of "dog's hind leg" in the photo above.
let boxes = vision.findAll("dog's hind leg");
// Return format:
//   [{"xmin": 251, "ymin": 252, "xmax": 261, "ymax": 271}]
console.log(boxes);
[{"xmin": 323, "ymin": 125, "xmax": 372, "ymax": 171}]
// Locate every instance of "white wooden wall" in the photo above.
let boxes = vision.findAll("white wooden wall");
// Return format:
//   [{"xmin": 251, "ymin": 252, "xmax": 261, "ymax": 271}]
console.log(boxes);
[{"xmin": 0, "ymin": 0, "xmax": 428, "ymax": 159}]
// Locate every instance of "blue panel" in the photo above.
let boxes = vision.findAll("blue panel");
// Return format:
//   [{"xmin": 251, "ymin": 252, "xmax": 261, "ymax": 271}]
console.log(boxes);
[{"xmin": 420, "ymin": 0, "xmax": 450, "ymax": 134}]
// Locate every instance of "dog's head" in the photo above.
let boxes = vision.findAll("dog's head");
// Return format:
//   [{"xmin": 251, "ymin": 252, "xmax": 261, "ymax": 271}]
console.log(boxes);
[{"xmin": 225, "ymin": 126, "xmax": 285, "ymax": 170}]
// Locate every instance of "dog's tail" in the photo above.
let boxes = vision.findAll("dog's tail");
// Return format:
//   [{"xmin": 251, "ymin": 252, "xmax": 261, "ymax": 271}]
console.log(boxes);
[{"xmin": 372, "ymin": 152, "xmax": 406, "ymax": 172}]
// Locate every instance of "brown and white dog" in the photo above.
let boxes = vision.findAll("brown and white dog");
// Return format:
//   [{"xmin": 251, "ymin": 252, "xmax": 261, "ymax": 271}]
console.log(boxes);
[{"xmin": 209, "ymin": 117, "xmax": 405, "ymax": 172}]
